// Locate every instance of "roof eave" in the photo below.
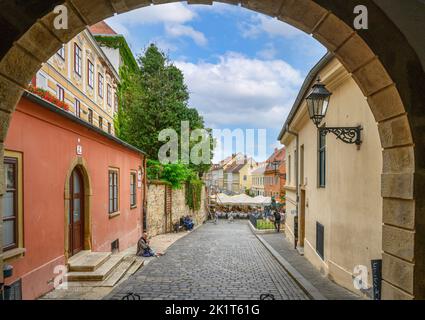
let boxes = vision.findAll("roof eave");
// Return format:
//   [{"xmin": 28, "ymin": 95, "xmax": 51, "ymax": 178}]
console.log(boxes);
[{"xmin": 277, "ymin": 52, "xmax": 334, "ymax": 141}]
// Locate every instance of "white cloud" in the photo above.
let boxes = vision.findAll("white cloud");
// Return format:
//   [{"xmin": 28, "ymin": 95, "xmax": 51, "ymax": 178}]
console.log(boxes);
[
  {"xmin": 106, "ymin": 3, "xmax": 207, "ymax": 48},
  {"xmin": 175, "ymin": 52, "xmax": 303, "ymax": 129},
  {"xmin": 165, "ymin": 24, "xmax": 208, "ymax": 46},
  {"xmin": 110, "ymin": 3, "xmax": 196, "ymax": 26},
  {"xmin": 241, "ymin": 14, "xmax": 304, "ymax": 39},
  {"xmin": 257, "ymin": 43, "xmax": 277, "ymax": 60}
]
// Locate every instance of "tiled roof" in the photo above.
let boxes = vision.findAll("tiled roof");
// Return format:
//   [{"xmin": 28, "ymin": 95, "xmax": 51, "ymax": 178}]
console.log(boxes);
[
  {"xmin": 252, "ymin": 165, "xmax": 267, "ymax": 175},
  {"xmin": 89, "ymin": 21, "xmax": 117, "ymax": 35},
  {"xmin": 224, "ymin": 162, "xmax": 246, "ymax": 174}
]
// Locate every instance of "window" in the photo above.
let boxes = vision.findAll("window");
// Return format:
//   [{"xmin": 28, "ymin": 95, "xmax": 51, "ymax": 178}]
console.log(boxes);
[
  {"xmin": 57, "ymin": 45, "xmax": 65, "ymax": 60},
  {"xmin": 87, "ymin": 60, "xmax": 94, "ymax": 89},
  {"xmin": 316, "ymin": 222, "xmax": 325, "ymax": 260},
  {"xmin": 318, "ymin": 132, "xmax": 326, "ymax": 187},
  {"xmin": 57, "ymin": 85, "xmax": 65, "ymax": 102},
  {"xmin": 109, "ymin": 169, "xmax": 119, "ymax": 214},
  {"xmin": 300, "ymin": 145, "xmax": 305, "ymax": 186},
  {"xmin": 36, "ymin": 72, "xmax": 48, "ymax": 90},
  {"xmin": 98, "ymin": 73, "xmax": 104, "ymax": 98},
  {"xmin": 114, "ymin": 93, "xmax": 118, "ymax": 113},
  {"xmin": 130, "ymin": 172, "xmax": 137, "ymax": 208},
  {"xmin": 88, "ymin": 109, "xmax": 93, "ymax": 124},
  {"xmin": 107, "ymin": 122, "xmax": 112, "ymax": 134},
  {"xmin": 74, "ymin": 43, "xmax": 82, "ymax": 76},
  {"xmin": 107, "ymin": 84, "xmax": 112, "ymax": 107},
  {"xmin": 2, "ymin": 153, "xmax": 23, "ymax": 253},
  {"xmin": 75, "ymin": 99, "xmax": 80, "ymax": 118},
  {"xmin": 3, "ymin": 157, "xmax": 18, "ymax": 251},
  {"xmin": 288, "ymin": 155, "xmax": 291, "ymax": 184},
  {"xmin": 99, "ymin": 116, "xmax": 103, "ymax": 130}
]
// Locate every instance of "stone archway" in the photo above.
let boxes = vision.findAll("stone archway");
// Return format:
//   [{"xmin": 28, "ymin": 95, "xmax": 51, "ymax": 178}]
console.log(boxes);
[
  {"xmin": 0, "ymin": 0, "xmax": 424, "ymax": 299},
  {"xmin": 64, "ymin": 157, "xmax": 93, "ymax": 261}
]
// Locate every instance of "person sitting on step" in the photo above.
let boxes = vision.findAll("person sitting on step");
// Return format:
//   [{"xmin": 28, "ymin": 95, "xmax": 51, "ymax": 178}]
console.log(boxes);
[{"xmin": 136, "ymin": 232, "xmax": 164, "ymax": 257}]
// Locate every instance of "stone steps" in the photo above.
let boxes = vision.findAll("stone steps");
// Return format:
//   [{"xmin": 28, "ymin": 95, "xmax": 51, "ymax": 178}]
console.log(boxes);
[
  {"xmin": 125, "ymin": 257, "xmax": 144, "ymax": 276},
  {"xmin": 68, "ymin": 251, "xmax": 112, "ymax": 272},
  {"xmin": 66, "ymin": 254, "xmax": 125, "ymax": 282},
  {"xmin": 99, "ymin": 256, "xmax": 137, "ymax": 287}
]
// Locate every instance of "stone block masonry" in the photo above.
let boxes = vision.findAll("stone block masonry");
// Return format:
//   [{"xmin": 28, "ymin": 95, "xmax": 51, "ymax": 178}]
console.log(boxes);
[{"xmin": 146, "ymin": 181, "xmax": 207, "ymax": 237}]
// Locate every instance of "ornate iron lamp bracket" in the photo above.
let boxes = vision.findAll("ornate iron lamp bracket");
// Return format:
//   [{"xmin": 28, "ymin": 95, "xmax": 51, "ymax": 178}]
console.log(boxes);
[{"xmin": 319, "ymin": 126, "xmax": 363, "ymax": 146}]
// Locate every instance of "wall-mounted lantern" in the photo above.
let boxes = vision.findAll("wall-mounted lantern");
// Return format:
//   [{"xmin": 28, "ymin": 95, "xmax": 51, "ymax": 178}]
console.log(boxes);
[
  {"xmin": 306, "ymin": 78, "xmax": 362, "ymax": 147},
  {"xmin": 271, "ymin": 160, "xmax": 281, "ymax": 174}
]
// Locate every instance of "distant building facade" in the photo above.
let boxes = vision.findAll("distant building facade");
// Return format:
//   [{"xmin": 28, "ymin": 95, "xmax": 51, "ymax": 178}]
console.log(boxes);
[
  {"xmin": 264, "ymin": 148, "xmax": 286, "ymax": 203},
  {"xmin": 251, "ymin": 164, "xmax": 267, "ymax": 196},
  {"xmin": 223, "ymin": 157, "xmax": 257, "ymax": 194}
]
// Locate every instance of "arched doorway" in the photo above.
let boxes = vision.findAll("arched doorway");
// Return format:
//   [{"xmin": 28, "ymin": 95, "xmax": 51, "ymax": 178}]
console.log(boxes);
[
  {"xmin": 0, "ymin": 0, "xmax": 423, "ymax": 299},
  {"xmin": 68, "ymin": 167, "xmax": 85, "ymax": 256},
  {"xmin": 64, "ymin": 158, "xmax": 93, "ymax": 260}
]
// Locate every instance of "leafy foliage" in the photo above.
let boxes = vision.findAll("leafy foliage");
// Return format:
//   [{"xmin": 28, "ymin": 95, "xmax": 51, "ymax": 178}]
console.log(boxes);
[
  {"xmin": 147, "ymin": 160, "xmax": 193, "ymax": 190},
  {"xmin": 93, "ymin": 35, "xmax": 138, "ymax": 72},
  {"xmin": 185, "ymin": 178, "xmax": 204, "ymax": 211},
  {"xmin": 256, "ymin": 219, "xmax": 275, "ymax": 230},
  {"xmin": 116, "ymin": 44, "xmax": 212, "ymax": 177}
]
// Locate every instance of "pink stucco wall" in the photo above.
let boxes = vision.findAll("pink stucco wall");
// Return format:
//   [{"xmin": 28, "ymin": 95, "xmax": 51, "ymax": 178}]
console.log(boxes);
[{"xmin": 3, "ymin": 96, "xmax": 146, "ymax": 299}]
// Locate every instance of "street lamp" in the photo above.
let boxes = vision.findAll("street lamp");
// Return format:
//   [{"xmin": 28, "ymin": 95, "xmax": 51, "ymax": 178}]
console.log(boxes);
[
  {"xmin": 271, "ymin": 160, "xmax": 280, "ymax": 174},
  {"xmin": 306, "ymin": 78, "xmax": 362, "ymax": 146}
]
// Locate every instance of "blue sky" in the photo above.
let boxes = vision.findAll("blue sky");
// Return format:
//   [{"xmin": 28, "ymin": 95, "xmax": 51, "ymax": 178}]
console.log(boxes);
[{"xmin": 106, "ymin": 2, "xmax": 326, "ymax": 162}]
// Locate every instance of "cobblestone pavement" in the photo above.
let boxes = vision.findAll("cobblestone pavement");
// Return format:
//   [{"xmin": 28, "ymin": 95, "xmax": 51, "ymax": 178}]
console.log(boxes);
[
  {"xmin": 39, "ymin": 231, "xmax": 190, "ymax": 300},
  {"xmin": 107, "ymin": 220, "xmax": 310, "ymax": 300},
  {"xmin": 261, "ymin": 233, "xmax": 362, "ymax": 300}
]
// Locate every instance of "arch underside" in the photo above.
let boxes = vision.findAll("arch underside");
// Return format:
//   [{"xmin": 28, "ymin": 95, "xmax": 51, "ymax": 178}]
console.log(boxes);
[{"xmin": 0, "ymin": 0, "xmax": 424, "ymax": 299}]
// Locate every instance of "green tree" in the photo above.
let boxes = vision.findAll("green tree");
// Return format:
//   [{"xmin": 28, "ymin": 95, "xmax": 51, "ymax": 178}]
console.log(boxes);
[{"xmin": 116, "ymin": 44, "xmax": 212, "ymax": 177}]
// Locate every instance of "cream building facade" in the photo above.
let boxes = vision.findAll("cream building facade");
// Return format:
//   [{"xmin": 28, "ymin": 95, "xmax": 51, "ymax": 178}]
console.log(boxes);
[
  {"xmin": 34, "ymin": 29, "xmax": 119, "ymax": 136},
  {"xmin": 251, "ymin": 164, "xmax": 267, "ymax": 196},
  {"xmin": 279, "ymin": 53, "xmax": 383, "ymax": 298}
]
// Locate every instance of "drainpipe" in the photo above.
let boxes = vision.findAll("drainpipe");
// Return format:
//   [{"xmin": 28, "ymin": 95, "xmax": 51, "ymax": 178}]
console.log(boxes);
[
  {"xmin": 286, "ymin": 124, "xmax": 299, "ymax": 250},
  {"xmin": 142, "ymin": 156, "xmax": 147, "ymax": 234}
]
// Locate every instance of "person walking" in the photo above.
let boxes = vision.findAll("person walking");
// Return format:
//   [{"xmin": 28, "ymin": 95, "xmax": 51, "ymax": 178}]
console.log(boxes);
[{"xmin": 273, "ymin": 210, "xmax": 282, "ymax": 233}]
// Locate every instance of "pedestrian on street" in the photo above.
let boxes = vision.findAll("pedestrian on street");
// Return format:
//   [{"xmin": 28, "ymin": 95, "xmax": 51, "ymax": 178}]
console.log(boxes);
[{"xmin": 273, "ymin": 210, "xmax": 281, "ymax": 233}]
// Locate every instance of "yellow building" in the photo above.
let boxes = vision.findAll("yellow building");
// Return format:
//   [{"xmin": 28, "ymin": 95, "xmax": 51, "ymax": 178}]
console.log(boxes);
[
  {"xmin": 223, "ymin": 157, "xmax": 257, "ymax": 194},
  {"xmin": 279, "ymin": 53, "xmax": 382, "ymax": 298},
  {"xmin": 238, "ymin": 158, "xmax": 258, "ymax": 193},
  {"xmin": 33, "ymin": 27, "xmax": 120, "ymax": 136}
]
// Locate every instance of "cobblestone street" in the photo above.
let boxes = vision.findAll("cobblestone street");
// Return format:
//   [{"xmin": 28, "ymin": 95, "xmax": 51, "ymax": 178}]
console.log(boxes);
[{"xmin": 107, "ymin": 221, "xmax": 310, "ymax": 300}]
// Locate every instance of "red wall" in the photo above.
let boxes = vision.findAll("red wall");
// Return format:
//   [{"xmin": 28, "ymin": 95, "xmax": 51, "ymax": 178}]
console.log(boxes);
[{"xmin": 3, "ymin": 96, "xmax": 145, "ymax": 299}]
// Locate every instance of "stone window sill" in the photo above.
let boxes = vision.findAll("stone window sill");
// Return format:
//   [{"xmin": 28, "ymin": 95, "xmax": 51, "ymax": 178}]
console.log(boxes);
[
  {"xmin": 130, "ymin": 205, "xmax": 137, "ymax": 210},
  {"xmin": 109, "ymin": 211, "xmax": 121, "ymax": 219},
  {"xmin": 1, "ymin": 248, "xmax": 26, "ymax": 262}
]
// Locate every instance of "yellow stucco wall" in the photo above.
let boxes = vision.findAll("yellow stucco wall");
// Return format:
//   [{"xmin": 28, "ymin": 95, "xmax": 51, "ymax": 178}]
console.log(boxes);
[
  {"xmin": 282, "ymin": 58, "xmax": 383, "ymax": 297},
  {"xmin": 37, "ymin": 30, "xmax": 118, "ymax": 135}
]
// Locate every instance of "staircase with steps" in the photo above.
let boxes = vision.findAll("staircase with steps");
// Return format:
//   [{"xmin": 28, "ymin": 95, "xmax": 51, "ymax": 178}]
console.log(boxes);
[{"xmin": 66, "ymin": 250, "xmax": 144, "ymax": 287}]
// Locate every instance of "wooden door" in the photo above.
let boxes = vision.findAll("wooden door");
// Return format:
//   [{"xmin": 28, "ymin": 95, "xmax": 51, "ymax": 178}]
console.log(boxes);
[
  {"xmin": 69, "ymin": 168, "xmax": 84, "ymax": 256},
  {"xmin": 164, "ymin": 186, "xmax": 172, "ymax": 233}
]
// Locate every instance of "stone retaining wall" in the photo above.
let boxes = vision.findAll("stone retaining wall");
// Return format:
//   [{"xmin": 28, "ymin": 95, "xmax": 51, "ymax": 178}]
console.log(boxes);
[{"xmin": 146, "ymin": 181, "xmax": 207, "ymax": 237}]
